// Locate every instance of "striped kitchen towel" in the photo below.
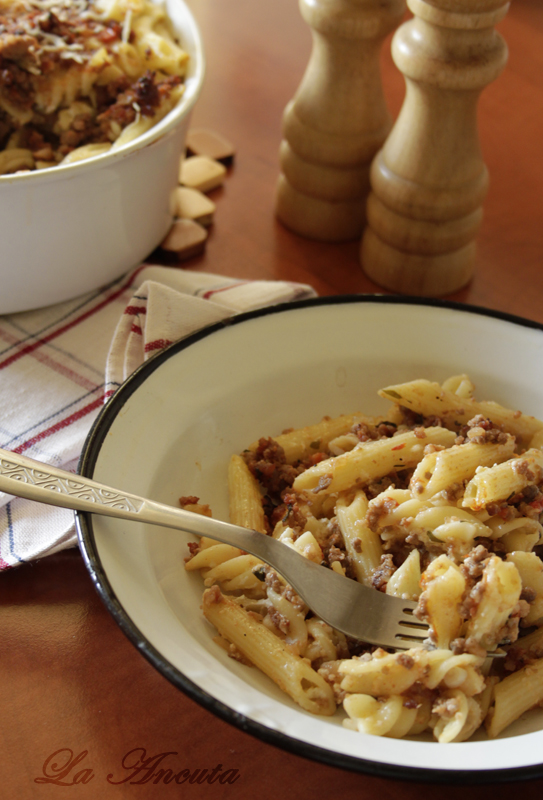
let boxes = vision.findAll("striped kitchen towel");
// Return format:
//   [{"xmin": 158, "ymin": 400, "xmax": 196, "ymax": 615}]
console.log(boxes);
[{"xmin": 0, "ymin": 265, "xmax": 316, "ymax": 569}]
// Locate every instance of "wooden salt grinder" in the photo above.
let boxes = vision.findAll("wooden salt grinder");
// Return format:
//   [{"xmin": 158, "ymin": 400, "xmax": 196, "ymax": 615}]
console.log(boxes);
[
  {"xmin": 275, "ymin": 0, "xmax": 406, "ymax": 242},
  {"xmin": 360, "ymin": 0, "xmax": 510, "ymax": 296}
]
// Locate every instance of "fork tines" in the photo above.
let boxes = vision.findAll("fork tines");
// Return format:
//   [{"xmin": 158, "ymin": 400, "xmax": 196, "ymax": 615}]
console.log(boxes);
[{"xmin": 394, "ymin": 603, "xmax": 430, "ymax": 648}]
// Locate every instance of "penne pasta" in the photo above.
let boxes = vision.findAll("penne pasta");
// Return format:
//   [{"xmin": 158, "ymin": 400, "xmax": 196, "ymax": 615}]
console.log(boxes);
[
  {"xmin": 486, "ymin": 658, "xmax": 543, "ymax": 738},
  {"xmin": 464, "ymin": 556, "xmax": 522, "ymax": 649},
  {"xmin": 462, "ymin": 450, "xmax": 543, "ymax": 511},
  {"xmin": 506, "ymin": 552, "xmax": 543, "ymax": 627},
  {"xmin": 293, "ymin": 427, "xmax": 456, "ymax": 494},
  {"xmin": 410, "ymin": 438, "xmax": 516, "ymax": 501},
  {"xmin": 336, "ymin": 491, "xmax": 382, "ymax": 586},
  {"xmin": 228, "ymin": 454, "xmax": 266, "ymax": 533},
  {"xmin": 183, "ymin": 373, "xmax": 543, "ymax": 744},
  {"xmin": 379, "ymin": 379, "xmax": 543, "ymax": 446},
  {"xmin": 202, "ymin": 587, "xmax": 336, "ymax": 716},
  {"xmin": 184, "ymin": 543, "xmax": 242, "ymax": 572},
  {"xmin": 418, "ymin": 555, "xmax": 466, "ymax": 648},
  {"xmin": 247, "ymin": 413, "xmax": 384, "ymax": 464},
  {"xmin": 385, "ymin": 549, "xmax": 421, "ymax": 600}
]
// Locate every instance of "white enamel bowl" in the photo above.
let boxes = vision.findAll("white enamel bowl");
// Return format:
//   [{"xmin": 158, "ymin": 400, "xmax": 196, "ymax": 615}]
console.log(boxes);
[
  {"xmin": 77, "ymin": 297, "xmax": 543, "ymax": 783},
  {"xmin": 0, "ymin": 0, "xmax": 204, "ymax": 315}
]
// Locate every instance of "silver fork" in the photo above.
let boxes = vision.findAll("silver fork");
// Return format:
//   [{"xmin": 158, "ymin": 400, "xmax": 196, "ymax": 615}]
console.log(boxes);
[{"xmin": 0, "ymin": 448, "xmax": 429, "ymax": 650}]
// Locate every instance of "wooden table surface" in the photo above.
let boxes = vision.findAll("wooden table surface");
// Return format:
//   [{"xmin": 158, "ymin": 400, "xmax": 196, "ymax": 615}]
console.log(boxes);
[{"xmin": 2, "ymin": 1, "xmax": 543, "ymax": 797}]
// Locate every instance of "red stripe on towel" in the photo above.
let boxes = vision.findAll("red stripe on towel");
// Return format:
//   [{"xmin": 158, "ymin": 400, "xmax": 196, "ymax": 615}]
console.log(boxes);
[
  {"xmin": 124, "ymin": 306, "xmax": 147, "ymax": 316},
  {"xmin": 144, "ymin": 339, "xmax": 173, "ymax": 353},
  {"xmin": 201, "ymin": 281, "xmax": 249, "ymax": 300},
  {"xmin": 0, "ymin": 265, "xmax": 148, "ymax": 371},
  {"xmin": 14, "ymin": 394, "xmax": 106, "ymax": 454}
]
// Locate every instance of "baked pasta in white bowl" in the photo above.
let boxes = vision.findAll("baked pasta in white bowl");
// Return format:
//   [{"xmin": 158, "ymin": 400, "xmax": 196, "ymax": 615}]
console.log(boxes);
[
  {"xmin": 0, "ymin": 0, "xmax": 204, "ymax": 313},
  {"xmin": 77, "ymin": 298, "xmax": 543, "ymax": 782}
]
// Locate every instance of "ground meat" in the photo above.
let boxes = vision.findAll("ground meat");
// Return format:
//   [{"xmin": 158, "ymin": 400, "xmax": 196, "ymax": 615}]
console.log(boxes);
[
  {"xmin": 205, "ymin": 584, "xmax": 222, "ymax": 604},
  {"xmin": 179, "ymin": 495, "xmax": 200, "ymax": 506},
  {"xmin": 461, "ymin": 545, "xmax": 490, "ymax": 581},
  {"xmin": 269, "ymin": 491, "xmax": 308, "ymax": 533},
  {"xmin": 521, "ymin": 587, "xmax": 538, "ymax": 603},
  {"xmin": 414, "ymin": 594, "xmax": 429, "ymax": 623},
  {"xmin": 365, "ymin": 496, "xmax": 399, "ymax": 532},
  {"xmin": 459, "ymin": 579, "xmax": 486, "ymax": 620},
  {"xmin": 352, "ymin": 422, "xmax": 377, "ymax": 442},
  {"xmin": 401, "ymin": 682, "xmax": 437, "ymax": 710},
  {"xmin": 261, "ymin": 565, "xmax": 305, "ymax": 611},
  {"xmin": 518, "ymin": 498, "xmax": 543, "ymax": 520},
  {"xmin": 318, "ymin": 661, "xmax": 346, "ymax": 703},
  {"xmin": 496, "ymin": 615, "xmax": 521, "ymax": 647},
  {"xmin": 512, "ymin": 459, "xmax": 537, "ymax": 480},
  {"xmin": 438, "ymin": 482, "xmax": 465, "ymax": 504},
  {"xmin": 97, "ymin": 72, "xmax": 181, "ymax": 135},
  {"xmin": 504, "ymin": 638, "xmax": 543, "ymax": 672},
  {"xmin": 297, "ymin": 450, "xmax": 329, "ymax": 471},
  {"xmin": 37, "ymin": 10, "xmax": 74, "ymax": 39},
  {"xmin": 94, "ymin": 75, "xmax": 132, "ymax": 110},
  {"xmin": 327, "ymin": 545, "xmax": 346, "ymax": 565},
  {"xmin": 179, "ymin": 496, "xmax": 212, "ymax": 518},
  {"xmin": 422, "ymin": 415, "xmax": 444, "ymax": 428},
  {"xmin": 397, "ymin": 407, "xmax": 423, "ymax": 427},
  {"xmin": 455, "ymin": 415, "xmax": 509, "ymax": 445},
  {"xmin": 521, "ymin": 484, "xmax": 541, "ymax": 503},
  {"xmin": 267, "ymin": 607, "xmax": 290, "ymax": 635},
  {"xmin": 319, "ymin": 521, "xmax": 354, "ymax": 578},
  {"xmin": 376, "ymin": 422, "xmax": 399, "ymax": 438},
  {"xmin": 397, "ymin": 653, "xmax": 415, "ymax": 669},
  {"xmin": 352, "ymin": 421, "xmax": 398, "ymax": 442},
  {"xmin": 59, "ymin": 112, "xmax": 101, "ymax": 150},
  {"xmin": 365, "ymin": 476, "xmax": 396, "ymax": 499},
  {"xmin": 283, "ymin": 586, "xmax": 306, "ymax": 612},
  {"xmin": 449, "ymin": 637, "xmax": 487, "ymax": 658},
  {"xmin": 184, "ymin": 540, "xmax": 200, "ymax": 563},
  {"xmin": 0, "ymin": 2, "xmax": 124, "ymax": 80},
  {"xmin": 100, "ymin": 70, "xmax": 165, "ymax": 118},
  {"xmin": 0, "ymin": 32, "xmax": 37, "ymax": 62},
  {"xmin": 371, "ymin": 553, "xmax": 395, "ymax": 591},
  {"xmin": 0, "ymin": 59, "xmax": 33, "ymax": 110},
  {"xmin": 263, "ymin": 566, "xmax": 283, "ymax": 595},
  {"xmin": 486, "ymin": 501, "xmax": 518, "ymax": 522},
  {"xmin": 432, "ymin": 695, "xmax": 461, "ymax": 719},
  {"xmin": 322, "ymin": 521, "xmax": 343, "ymax": 551},
  {"xmin": 398, "ymin": 407, "xmax": 445, "ymax": 429},
  {"xmin": 244, "ymin": 437, "xmax": 301, "ymax": 496}
]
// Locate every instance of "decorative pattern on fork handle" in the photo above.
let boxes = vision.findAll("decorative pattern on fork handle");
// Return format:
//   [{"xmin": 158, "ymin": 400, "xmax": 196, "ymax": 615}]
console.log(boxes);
[{"xmin": 0, "ymin": 456, "xmax": 144, "ymax": 513}]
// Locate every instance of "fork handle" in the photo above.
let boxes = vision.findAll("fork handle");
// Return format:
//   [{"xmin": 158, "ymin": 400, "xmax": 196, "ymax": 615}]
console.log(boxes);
[
  {"xmin": 0, "ymin": 447, "xmax": 318, "ymax": 588},
  {"xmin": 0, "ymin": 447, "xmax": 423, "ymax": 647},
  {"xmin": 0, "ymin": 447, "xmax": 363, "ymax": 600},
  {"xmin": 0, "ymin": 448, "xmax": 265, "ymax": 550}
]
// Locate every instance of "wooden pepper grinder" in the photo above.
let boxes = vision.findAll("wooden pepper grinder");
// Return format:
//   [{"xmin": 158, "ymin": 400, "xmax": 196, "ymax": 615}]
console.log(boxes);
[
  {"xmin": 275, "ymin": 0, "xmax": 406, "ymax": 242},
  {"xmin": 361, "ymin": 0, "xmax": 510, "ymax": 296}
]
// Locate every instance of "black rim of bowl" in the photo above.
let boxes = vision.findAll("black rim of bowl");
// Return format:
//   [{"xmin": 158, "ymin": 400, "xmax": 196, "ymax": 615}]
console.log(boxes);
[{"xmin": 76, "ymin": 294, "xmax": 543, "ymax": 785}]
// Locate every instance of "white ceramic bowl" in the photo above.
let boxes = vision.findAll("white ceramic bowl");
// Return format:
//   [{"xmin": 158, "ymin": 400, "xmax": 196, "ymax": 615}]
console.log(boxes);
[
  {"xmin": 0, "ymin": 0, "xmax": 204, "ymax": 316},
  {"xmin": 77, "ymin": 297, "xmax": 543, "ymax": 783}
]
